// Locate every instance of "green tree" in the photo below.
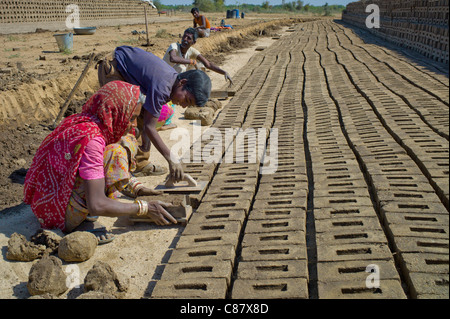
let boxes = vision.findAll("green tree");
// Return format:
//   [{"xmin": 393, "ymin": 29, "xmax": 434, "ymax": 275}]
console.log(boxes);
[
  {"xmin": 296, "ymin": 0, "xmax": 303, "ymax": 11},
  {"xmin": 214, "ymin": 0, "xmax": 225, "ymax": 11},
  {"xmin": 262, "ymin": 1, "xmax": 270, "ymax": 10},
  {"xmin": 193, "ymin": 0, "xmax": 215, "ymax": 12}
]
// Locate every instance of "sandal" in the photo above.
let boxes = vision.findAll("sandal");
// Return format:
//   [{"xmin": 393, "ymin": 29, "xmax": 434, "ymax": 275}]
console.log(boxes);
[
  {"xmin": 73, "ymin": 221, "xmax": 115, "ymax": 245},
  {"xmin": 86, "ymin": 215, "xmax": 99, "ymax": 222},
  {"xmin": 133, "ymin": 163, "xmax": 167, "ymax": 177},
  {"xmin": 86, "ymin": 228, "xmax": 115, "ymax": 245}
]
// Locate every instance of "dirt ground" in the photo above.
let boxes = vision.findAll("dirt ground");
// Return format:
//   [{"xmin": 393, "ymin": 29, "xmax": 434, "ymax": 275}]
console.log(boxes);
[{"xmin": 0, "ymin": 12, "xmax": 299, "ymax": 299}]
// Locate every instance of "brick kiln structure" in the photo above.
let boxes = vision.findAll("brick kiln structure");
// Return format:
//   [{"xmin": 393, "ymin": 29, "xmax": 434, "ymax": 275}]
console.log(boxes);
[
  {"xmin": 342, "ymin": 0, "xmax": 449, "ymax": 64},
  {"xmin": 0, "ymin": 0, "xmax": 158, "ymax": 33}
]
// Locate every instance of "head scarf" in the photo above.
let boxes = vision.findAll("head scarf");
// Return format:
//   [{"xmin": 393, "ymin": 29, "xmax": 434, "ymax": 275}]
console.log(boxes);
[{"xmin": 24, "ymin": 81, "xmax": 140, "ymax": 230}]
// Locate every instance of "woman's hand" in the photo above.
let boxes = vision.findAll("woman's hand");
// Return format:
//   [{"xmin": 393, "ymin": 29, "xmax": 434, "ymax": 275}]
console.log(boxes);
[{"xmin": 146, "ymin": 200, "xmax": 177, "ymax": 225}]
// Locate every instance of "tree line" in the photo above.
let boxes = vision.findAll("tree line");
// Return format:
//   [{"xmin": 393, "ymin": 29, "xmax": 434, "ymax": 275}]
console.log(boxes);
[{"xmin": 152, "ymin": 0, "xmax": 345, "ymax": 16}]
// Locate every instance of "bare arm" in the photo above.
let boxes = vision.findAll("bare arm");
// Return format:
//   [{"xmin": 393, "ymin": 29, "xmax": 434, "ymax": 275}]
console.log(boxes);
[
  {"xmin": 143, "ymin": 110, "xmax": 184, "ymax": 181},
  {"xmin": 197, "ymin": 54, "xmax": 226, "ymax": 75},
  {"xmin": 197, "ymin": 55, "xmax": 233, "ymax": 85},
  {"xmin": 200, "ymin": 16, "xmax": 207, "ymax": 28},
  {"xmin": 168, "ymin": 49, "xmax": 192, "ymax": 65},
  {"xmin": 84, "ymin": 178, "xmax": 177, "ymax": 225},
  {"xmin": 85, "ymin": 178, "xmax": 140, "ymax": 217},
  {"xmin": 143, "ymin": 110, "xmax": 171, "ymax": 161}
]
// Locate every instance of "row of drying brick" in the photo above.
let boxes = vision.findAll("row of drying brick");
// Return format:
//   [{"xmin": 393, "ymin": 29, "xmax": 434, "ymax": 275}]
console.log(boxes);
[
  {"xmin": 341, "ymin": 12, "xmax": 449, "ymax": 64},
  {"xmin": 329, "ymin": 26, "xmax": 449, "ymax": 210},
  {"xmin": 335, "ymin": 20, "xmax": 449, "ymax": 87},
  {"xmin": 333, "ymin": 22, "xmax": 449, "ymax": 104},
  {"xmin": 302, "ymin": 37, "xmax": 406, "ymax": 298},
  {"xmin": 318, "ymin": 23, "xmax": 449, "ymax": 298},
  {"xmin": 333, "ymin": 23, "xmax": 449, "ymax": 138},
  {"xmin": 151, "ymin": 24, "xmax": 310, "ymax": 298},
  {"xmin": 230, "ymin": 29, "xmax": 312, "ymax": 298}
]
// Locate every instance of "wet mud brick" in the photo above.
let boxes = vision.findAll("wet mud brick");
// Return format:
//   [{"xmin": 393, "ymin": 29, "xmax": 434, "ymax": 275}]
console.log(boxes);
[
  {"xmin": 314, "ymin": 187, "xmax": 370, "ymax": 199},
  {"xmin": 248, "ymin": 206, "xmax": 306, "ymax": 221},
  {"xmin": 181, "ymin": 220, "xmax": 242, "ymax": 236},
  {"xmin": 160, "ymin": 260, "xmax": 233, "ymax": 285},
  {"xmin": 380, "ymin": 201, "xmax": 448, "ymax": 217},
  {"xmin": 317, "ymin": 280, "xmax": 407, "ymax": 299},
  {"xmin": 313, "ymin": 196, "xmax": 373, "ymax": 210},
  {"xmin": 259, "ymin": 173, "xmax": 307, "ymax": 185},
  {"xmin": 317, "ymin": 243, "xmax": 392, "ymax": 262},
  {"xmin": 176, "ymin": 232, "xmax": 240, "ymax": 249},
  {"xmin": 214, "ymin": 162, "xmax": 260, "ymax": 175},
  {"xmin": 206, "ymin": 183, "xmax": 256, "ymax": 195},
  {"xmin": 207, "ymin": 175, "xmax": 258, "ymax": 190},
  {"xmin": 181, "ymin": 162, "xmax": 216, "ymax": 180},
  {"xmin": 201, "ymin": 191, "xmax": 255, "ymax": 206},
  {"xmin": 408, "ymin": 273, "xmax": 449, "ymax": 299},
  {"xmin": 129, "ymin": 194, "xmax": 192, "ymax": 225},
  {"xmin": 386, "ymin": 222, "xmax": 448, "ymax": 240},
  {"xmin": 231, "ymin": 278, "xmax": 308, "ymax": 299},
  {"xmin": 394, "ymin": 237, "xmax": 449, "ymax": 255},
  {"xmin": 384, "ymin": 212, "xmax": 449, "ymax": 227},
  {"xmin": 235, "ymin": 260, "xmax": 308, "ymax": 280},
  {"xmin": 315, "ymin": 216, "xmax": 385, "ymax": 234},
  {"xmin": 257, "ymin": 181, "xmax": 307, "ymax": 193},
  {"xmin": 151, "ymin": 278, "xmax": 228, "ymax": 299},
  {"xmin": 254, "ymin": 188, "xmax": 307, "ymax": 202},
  {"xmin": 198, "ymin": 197, "xmax": 253, "ymax": 215},
  {"xmin": 316, "ymin": 229, "xmax": 389, "ymax": 246},
  {"xmin": 241, "ymin": 231, "xmax": 306, "ymax": 247},
  {"xmin": 129, "ymin": 204, "xmax": 192, "ymax": 226},
  {"xmin": 401, "ymin": 252, "xmax": 449, "ymax": 275},
  {"xmin": 240, "ymin": 244, "xmax": 306, "ymax": 262},
  {"xmin": 317, "ymin": 259, "xmax": 402, "ymax": 284},
  {"xmin": 252, "ymin": 196, "xmax": 307, "ymax": 211},
  {"xmin": 245, "ymin": 218, "xmax": 305, "ymax": 234},
  {"xmin": 189, "ymin": 209, "xmax": 247, "ymax": 226},
  {"xmin": 375, "ymin": 189, "xmax": 444, "ymax": 210},
  {"xmin": 314, "ymin": 206, "xmax": 379, "ymax": 220},
  {"xmin": 167, "ymin": 244, "xmax": 236, "ymax": 267}
]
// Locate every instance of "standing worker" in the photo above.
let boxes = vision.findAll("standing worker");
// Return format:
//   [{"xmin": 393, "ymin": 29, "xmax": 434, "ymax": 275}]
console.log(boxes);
[{"xmin": 191, "ymin": 7, "xmax": 211, "ymax": 38}]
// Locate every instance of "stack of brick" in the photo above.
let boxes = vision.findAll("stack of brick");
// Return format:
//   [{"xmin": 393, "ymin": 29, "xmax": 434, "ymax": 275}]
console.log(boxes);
[
  {"xmin": 342, "ymin": 0, "xmax": 449, "ymax": 64},
  {"xmin": 0, "ymin": 0, "xmax": 157, "ymax": 32}
]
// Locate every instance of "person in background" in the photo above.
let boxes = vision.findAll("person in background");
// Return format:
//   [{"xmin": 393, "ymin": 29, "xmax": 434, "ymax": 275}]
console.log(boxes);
[
  {"xmin": 163, "ymin": 28, "xmax": 233, "ymax": 85},
  {"xmin": 191, "ymin": 7, "xmax": 211, "ymax": 38}
]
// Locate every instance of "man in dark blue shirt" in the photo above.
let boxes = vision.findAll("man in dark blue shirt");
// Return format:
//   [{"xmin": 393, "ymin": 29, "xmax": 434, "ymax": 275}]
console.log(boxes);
[{"xmin": 98, "ymin": 46, "xmax": 211, "ymax": 181}]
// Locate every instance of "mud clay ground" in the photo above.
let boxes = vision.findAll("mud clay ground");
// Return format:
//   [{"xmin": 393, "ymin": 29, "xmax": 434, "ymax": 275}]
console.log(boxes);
[{"xmin": 0, "ymin": 12, "xmax": 300, "ymax": 299}]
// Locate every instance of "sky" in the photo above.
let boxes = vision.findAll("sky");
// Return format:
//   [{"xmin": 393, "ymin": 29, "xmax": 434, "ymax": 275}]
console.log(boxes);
[{"xmin": 158, "ymin": 1, "xmax": 354, "ymax": 6}]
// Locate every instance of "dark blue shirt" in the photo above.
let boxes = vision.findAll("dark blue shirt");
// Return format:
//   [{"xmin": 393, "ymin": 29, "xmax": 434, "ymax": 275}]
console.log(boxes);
[{"xmin": 114, "ymin": 46, "xmax": 178, "ymax": 117}]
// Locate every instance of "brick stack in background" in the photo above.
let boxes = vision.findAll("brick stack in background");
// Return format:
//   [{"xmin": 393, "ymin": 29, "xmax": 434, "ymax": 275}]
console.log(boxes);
[
  {"xmin": 0, "ymin": 0, "xmax": 158, "ymax": 33},
  {"xmin": 342, "ymin": 0, "xmax": 449, "ymax": 64}
]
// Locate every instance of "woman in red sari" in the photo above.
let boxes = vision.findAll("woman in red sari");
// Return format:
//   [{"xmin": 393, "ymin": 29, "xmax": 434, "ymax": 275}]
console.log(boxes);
[{"xmin": 24, "ymin": 81, "xmax": 176, "ymax": 243}]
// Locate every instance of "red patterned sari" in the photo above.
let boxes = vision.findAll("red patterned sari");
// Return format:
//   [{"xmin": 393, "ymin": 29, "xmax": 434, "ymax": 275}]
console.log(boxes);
[{"xmin": 24, "ymin": 81, "xmax": 140, "ymax": 230}]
